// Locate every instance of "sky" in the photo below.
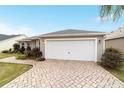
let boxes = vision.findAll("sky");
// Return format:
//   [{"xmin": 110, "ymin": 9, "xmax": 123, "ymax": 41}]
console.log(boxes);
[{"xmin": 0, "ymin": 5, "xmax": 124, "ymax": 36}]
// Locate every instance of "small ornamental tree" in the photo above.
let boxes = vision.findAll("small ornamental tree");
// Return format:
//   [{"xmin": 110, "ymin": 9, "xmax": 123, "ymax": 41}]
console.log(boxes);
[
  {"xmin": 101, "ymin": 48, "xmax": 123, "ymax": 68},
  {"xmin": 13, "ymin": 43, "xmax": 20, "ymax": 53}
]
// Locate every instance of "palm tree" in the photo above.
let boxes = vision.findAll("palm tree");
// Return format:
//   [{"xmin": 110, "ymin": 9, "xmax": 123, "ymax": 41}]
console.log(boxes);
[{"xmin": 100, "ymin": 5, "xmax": 124, "ymax": 21}]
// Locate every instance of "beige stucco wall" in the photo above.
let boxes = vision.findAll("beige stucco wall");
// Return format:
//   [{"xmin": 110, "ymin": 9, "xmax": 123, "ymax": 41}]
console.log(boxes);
[
  {"xmin": 40, "ymin": 36, "xmax": 105, "ymax": 62},
  {"xmin": 97, "ymin": 36, "xmax": 105, "ymax": 62},
  {"xmin": 30, "ymin": 40, "xmax": 36, "ymax": 49},
  {"xmin": 0, "ymin": 35, "xmax": 26, "ymax": 52},
  {"xmin": 39, "ymin": 39, "xmax": 45, "ymax": 57},
  {"xmin": 105, "ymin": 38, "xmax": 124, "ymax": 53},
  {"xmin": 36, "ymin": 40, "xmax": 40, "ymax": 48}
]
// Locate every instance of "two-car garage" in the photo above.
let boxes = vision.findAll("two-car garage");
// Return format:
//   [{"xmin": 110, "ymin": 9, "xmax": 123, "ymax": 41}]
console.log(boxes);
[{"xmin": 45, "ymin": 38, "xmax": 97, "ymax": 62}]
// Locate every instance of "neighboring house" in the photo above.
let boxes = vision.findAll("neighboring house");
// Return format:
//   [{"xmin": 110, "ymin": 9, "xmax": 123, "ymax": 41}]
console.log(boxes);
[
  {"xmin": 0, "ymin": 34, "xmax": 27, "ymax": 52},
  {"xmin": 105, "ymin": 27, "xmax": 124, "ymax": 54},
  {"xmin": 18, "ymin": 29, "xmax": 105, "ymax": 62}
]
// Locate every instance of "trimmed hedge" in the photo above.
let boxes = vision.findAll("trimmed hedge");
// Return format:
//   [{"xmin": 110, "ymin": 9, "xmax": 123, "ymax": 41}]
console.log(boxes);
[{"xmin": 1, "ymin": 50, "xmax": 9, "ymax": 53}]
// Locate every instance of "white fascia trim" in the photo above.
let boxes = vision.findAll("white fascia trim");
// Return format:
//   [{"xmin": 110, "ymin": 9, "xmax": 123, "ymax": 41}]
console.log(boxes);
[
  {"xmin": 42, "ymin": 33, "xmax": 105, "ymax": 38},
  {"xmin": 94, "ymin": 38, "xmax": 98, "ymax": 62},
  {"xmin": 45, "ymin": 37, "xmax": 97, "ymax": 41}
]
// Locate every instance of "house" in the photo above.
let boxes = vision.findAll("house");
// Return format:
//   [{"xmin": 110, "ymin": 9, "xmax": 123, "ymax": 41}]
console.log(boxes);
[
  {"xmin": 105, "ymin": 27, "xmax": 124, "ymax": 54},
  {"xmin": 0, "ymin": 34, "xmax": 27, "ymax": 52},
  {"xmin": 18, "ymin": 29, "xmax": 105, "ymax": 62}
]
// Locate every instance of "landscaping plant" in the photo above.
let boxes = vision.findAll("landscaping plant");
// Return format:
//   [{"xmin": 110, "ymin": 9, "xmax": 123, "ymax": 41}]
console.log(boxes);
[
  {"xmin": 24, "ymin": 47, "xmax": 43, "ymax": 59},
  {"xmin": 36, "ymin": 57, "xmax": 45, "ymax": 61},
  {"xmin": 9, "ymin": 48, "xmax": 12, "ymax": 53},
  {"xmin": 20, "ymin": 46, "xmax": 25, "ymax": 54},
  {"xmin": 16, "ymin": 54, "xmax": 27, "ymax": 60},
  {"xmin": 101, "ymin": 48, "xmax": 123, "ymax": 68},
  {"xmin": 31, "ymin": 47, "xmax": 42, "ymax": 58},
  {"xmin": 13, "ymin": 43, "xmax": 20, "ymax": 53},
  {"xmin": 1, "ymin": 50, "xmax": 9, "ymax": 53}
]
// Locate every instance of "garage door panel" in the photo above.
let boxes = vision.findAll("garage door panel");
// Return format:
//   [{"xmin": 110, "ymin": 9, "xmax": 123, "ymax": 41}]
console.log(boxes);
[{"xmin": 45, "ymin": 40, "xmax": 95, "ymax": 61}]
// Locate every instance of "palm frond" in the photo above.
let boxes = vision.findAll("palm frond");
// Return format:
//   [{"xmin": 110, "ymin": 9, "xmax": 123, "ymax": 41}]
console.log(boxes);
[{"xmin": 100, "ymin": 5, "xmax": 124, "ymax": 22}]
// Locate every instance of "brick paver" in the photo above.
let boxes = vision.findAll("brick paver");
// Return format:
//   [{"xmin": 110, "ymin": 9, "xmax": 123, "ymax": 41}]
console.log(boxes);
[{"xmin": 0, "ymin": 57, "xmax": 124, "ymax": 88}]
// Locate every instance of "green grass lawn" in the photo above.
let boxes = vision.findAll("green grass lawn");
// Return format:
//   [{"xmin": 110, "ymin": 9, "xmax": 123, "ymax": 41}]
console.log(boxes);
[
  {"xmin": 0, "ymin": 53, "xmax": 22, "ymax": 59},
  {"xmin": 0, "ymin": 62, "xmax": 32, "ymax": 87},
  {"xmin": 101, "ymin": 62, "xmax": 124, "ymax": 82}
]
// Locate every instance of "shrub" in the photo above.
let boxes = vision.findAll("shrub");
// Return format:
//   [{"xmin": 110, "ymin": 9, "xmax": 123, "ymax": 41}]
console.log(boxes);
[
  {"xmin": 26, "ymin": 46, "xmax": 31, "ymax": 51},
  {"xmin": 9, "ymin": 48, "xmax": 12, "ymax": 53},
  {"xmin": 19, "ymin": 47, "xmax": 42, "ymax": 60},
  {"xmin": 25, "ymin": 45, "xmax": 32, "ymax": 57},
  {"xmin": 13, "ymin": 43, "xmax": 20, "ymax": 53},
  {"xmin": 31, "ymin": 48, "xmax": 42, "ymax": 58},
  {"xmin": 25, "ymin": 50, "xmax": 32, "ymax": 57},
  {"xmin": 16, "ymin": 54, "xmax": 27, "ymax": 60},
  {"xmin": 2, "ymin": 50, "xmax": 9, "ymax": 53},
  {"xmin": 101, "ymin": 48, "xmax": 123, "ymax": 68},
  {"xmin": 36, "ymin": 57, "xmax": 45, "ymax": 61},
  {"xmin": 20, "ymin": 46, "xmax": 25, "ymax": 54}
]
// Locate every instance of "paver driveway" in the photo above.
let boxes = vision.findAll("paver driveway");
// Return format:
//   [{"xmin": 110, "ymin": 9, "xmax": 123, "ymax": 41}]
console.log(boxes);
[{"xmin": 1, "ymin": 57, "xmax": 124, "ymax": 88}]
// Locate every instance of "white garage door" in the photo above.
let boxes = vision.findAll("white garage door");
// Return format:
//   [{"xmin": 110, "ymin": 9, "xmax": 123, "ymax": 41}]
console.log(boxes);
[{"xmin": 45, "ymin": 39, "xmax": 96, "ymax": 61}]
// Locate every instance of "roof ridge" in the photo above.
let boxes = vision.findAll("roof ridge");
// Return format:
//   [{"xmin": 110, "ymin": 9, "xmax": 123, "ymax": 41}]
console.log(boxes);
[{"xmin": 43, "ymin": 29, "xmax": 104, "ymax": 35}]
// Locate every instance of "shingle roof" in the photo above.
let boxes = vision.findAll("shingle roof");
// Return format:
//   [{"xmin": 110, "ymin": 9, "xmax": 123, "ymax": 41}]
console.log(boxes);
[
  {"xmin": 43, "ymin": 29, "xmax": 103, "ymax": 35},
  {"xmin": 0, "ymin": 34, "xmax": 22, "ymax": 41},
  {"xmin": 18, "ymin": 29, "xmax": 105, "ymax": 42},
  {"xmin": 106, "ymin": 27, "xmax": 124, "ymax": 40},
  {"xmin": 40, "ymin": 29, "xmax": 105, "ymax": 37}
]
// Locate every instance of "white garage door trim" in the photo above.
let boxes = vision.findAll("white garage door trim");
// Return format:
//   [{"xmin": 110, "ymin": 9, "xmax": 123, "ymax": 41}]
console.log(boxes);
[{"xmin": 45, "ymin": 38, "xmax": 97, "ymax": 62}]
